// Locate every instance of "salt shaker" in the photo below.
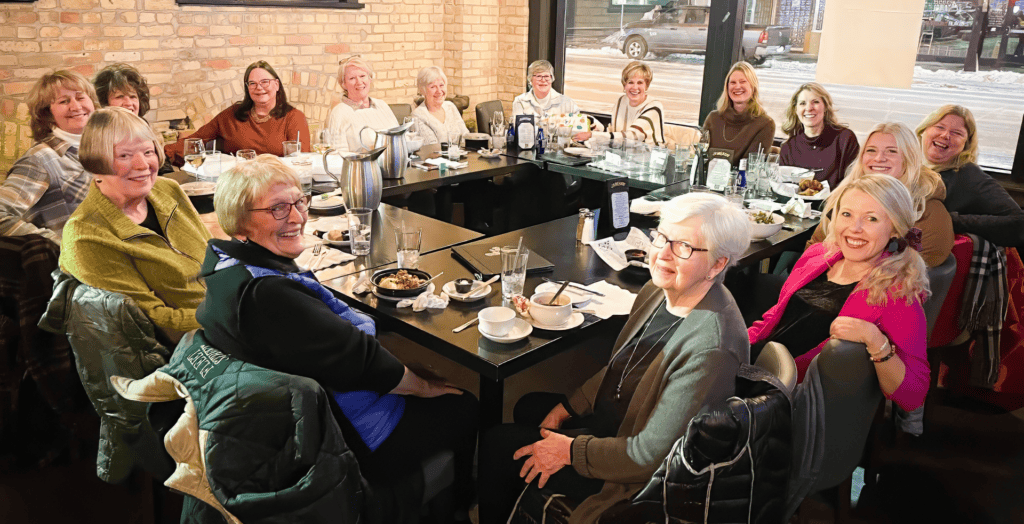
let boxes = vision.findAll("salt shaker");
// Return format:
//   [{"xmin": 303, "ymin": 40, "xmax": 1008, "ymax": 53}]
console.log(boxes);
[
  {"xmin": 581, "ymin": 211, "xmax": 596, "ymax": 244},
  {"xmin": 576, "ymin": 208, "xmax": 589, "ymax": 245}
]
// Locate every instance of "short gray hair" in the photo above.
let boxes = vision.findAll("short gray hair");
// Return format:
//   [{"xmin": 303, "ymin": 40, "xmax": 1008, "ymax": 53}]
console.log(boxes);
[
  {"xmin": 659, "ymin": 192, "xmax": 750, "ymax": 271},
  {"xmin": 214, "ymin": 154, "xmax": 301, "ymax": 237},
  {"xmin": 416, "ymin": 66, "xmax": 448, "ymax": 96},
  {"xmin": 527, "ymin": 60, "xmax": 555, "ymax": 81},
  {"xmin": 80, "ymin": 106, "xmax": 165, "ymax": 175}
]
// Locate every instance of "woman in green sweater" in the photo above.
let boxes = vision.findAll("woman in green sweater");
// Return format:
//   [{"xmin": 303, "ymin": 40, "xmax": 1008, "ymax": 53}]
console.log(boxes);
[
  {"xmin": 702, "ymin": 61, "xmax": 776, "ymax": 166},
  {"xmin": 60, "ymin": 107, "xmax": 211, "ymax": 342}
]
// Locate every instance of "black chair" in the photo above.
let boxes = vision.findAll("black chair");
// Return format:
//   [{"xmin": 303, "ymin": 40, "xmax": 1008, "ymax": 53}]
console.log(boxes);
[
  {"xmin": 475, "ymin": 100, "xmax": 504, "ymax": 134},
  {"xmin": 390, "ymin": 103, "xmax": 413, "ymax": 123}
]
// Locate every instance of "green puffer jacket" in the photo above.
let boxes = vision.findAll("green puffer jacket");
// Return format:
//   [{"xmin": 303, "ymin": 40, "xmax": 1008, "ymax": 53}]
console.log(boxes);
[{"xmin": 39, "ymin": 270, "xmax": 174, "ymax": 483}]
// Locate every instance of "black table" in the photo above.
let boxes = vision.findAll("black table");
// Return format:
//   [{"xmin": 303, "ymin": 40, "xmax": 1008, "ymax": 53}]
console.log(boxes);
[{"xmin": 378, "ymin": 144, "xmax": 532, "ymax": 197}]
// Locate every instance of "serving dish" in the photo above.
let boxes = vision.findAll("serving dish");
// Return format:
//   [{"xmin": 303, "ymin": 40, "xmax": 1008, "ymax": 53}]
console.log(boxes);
[{"xmin": 370, "ymin": 268, "xmax": 432, "ymax": 298}]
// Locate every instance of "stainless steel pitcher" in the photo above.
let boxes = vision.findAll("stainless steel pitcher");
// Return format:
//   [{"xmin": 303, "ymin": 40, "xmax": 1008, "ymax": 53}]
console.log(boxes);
[
  {"xmin": 358, "ymin": 121, "xmax": 413, "ymax": 180},
  {"xmin": 322, "ymin": 146, "xmax": 387, "ymax": 210}
]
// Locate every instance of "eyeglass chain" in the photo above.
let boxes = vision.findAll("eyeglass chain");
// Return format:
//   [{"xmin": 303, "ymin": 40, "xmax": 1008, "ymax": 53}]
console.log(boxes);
[{"xmin": 615, "ymin": 301, "xmax": 684, "ymax": 401}]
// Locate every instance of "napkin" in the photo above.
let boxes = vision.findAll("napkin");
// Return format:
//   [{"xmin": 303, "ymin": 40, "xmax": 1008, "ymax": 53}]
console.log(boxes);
[
  {"xmin": 630, "ymin": 197, "xmax": 664, "ymax": 216},
  {"xmin": 781, "ymin": 197, "xmax": 812, "ymax": 218},
  {"xmin": 580, "ymin": 281, "xmax": 637, "ymax": 319},
  {"xmin": 425, "ymin": 157, "xmax": 468, "ymax": 169},
  {"xmin": 397, "ymin": 284, "xmax": 450, "ymax": 311},
  {"xmin": 352, "ymin": 273, "xmax": 371, "ymax": 294},
  {"xmin": 586, "ymin": 227, "xmax": 655, "ymax": 272},
  {"xmin": 296, "ymin": 245, "xmax": 355, "ymax": 271},
  {"xmin": 304, "ymin": 214, "xmax": 349, "ymax": 236},
  {"xmin": 315, "ymin": 265, "xmax": 350, "ymax": 282},
  {"xmin": 181, "ymin": 153, "xmax": 236, "ymax": 178}
]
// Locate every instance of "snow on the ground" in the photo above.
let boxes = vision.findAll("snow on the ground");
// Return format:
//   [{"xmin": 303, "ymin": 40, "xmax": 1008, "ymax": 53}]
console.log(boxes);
[{"xmin": 913, "ymin": 66, "xmax": 1024, "ymax": 84}]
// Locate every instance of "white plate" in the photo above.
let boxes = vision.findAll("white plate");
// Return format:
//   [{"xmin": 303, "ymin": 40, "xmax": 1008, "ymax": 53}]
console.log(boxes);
[
  {"xmin": 771, "ymin": 179, "xmax": 830, "ymax": 201},
  {"xmin": 478, "ymin": 150, "xmax": 501, "ymax": 158},
  {"xmin": 311, "ymin": 194, "xmax": 346, "ymax": 209},
  {"xmin": 776, "ymin": 166, "xmax": 815, "ymax": 182},
  {"xmin": 320, "ymin": 230, "xmax": 350, "ymax": 247},
  {"xmin": 563, "ymin": 147, "xmax": 600, "ymax": 158},
  {"xmin": 480, "ymin": 318, "xmax": 533, "ymax": 343},
  {"xmin": 180, "ymin": 181, "xmax": 216, "ymax": 196},
  {"xmin": 529, "ymin": 311, "xmax": 585, "ymax": 331},
  {"xmin": 534, "ymin": 282, "xmax": 593, "ymax": 307},
  {"xmin": 443, "ymin": 280, "xmax": 492, "ymax": 302}
]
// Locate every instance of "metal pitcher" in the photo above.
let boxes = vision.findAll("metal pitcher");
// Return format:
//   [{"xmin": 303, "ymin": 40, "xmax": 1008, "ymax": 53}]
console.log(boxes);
[
  {"xmin": 358, "ymin": 121, "xmax": 413, "ymax": 180},
  {"xmin": 322, "ymin": 146, "xmax": 387, "ymax": 210}
]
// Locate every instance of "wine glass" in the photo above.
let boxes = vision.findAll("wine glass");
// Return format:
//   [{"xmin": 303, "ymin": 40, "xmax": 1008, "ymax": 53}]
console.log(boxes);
[
  {"xmin": 183, "ymin": 138, "xmax": 205, "ymax": 170},
  {"xmin": 313, "ymin": 129, "xmax": 333, "ymax": 154},
  {"xmin": 492, "ymin": 111, "xmax": 505, "ymax": 131}
]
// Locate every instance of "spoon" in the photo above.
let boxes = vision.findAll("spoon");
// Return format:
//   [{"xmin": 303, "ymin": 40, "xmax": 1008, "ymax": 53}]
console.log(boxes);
[
  {"xmin": 421, "ymin": 272, "xmax": 444, "ymax": 286},
  {"xmin": 548, "ymin": 279, "xmax": 570, "ymax": 305},
  {"xmin": 466, "ymin": 274, "xmax": 500, "ymax": 296}
]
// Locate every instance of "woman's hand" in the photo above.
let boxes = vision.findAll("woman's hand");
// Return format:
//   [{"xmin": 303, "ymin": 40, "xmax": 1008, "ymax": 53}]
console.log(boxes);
[
  {"xmin": 573, "ymin": 131, "xmax": 592, "ymax": 142},
  {"xmin": 389, "ymin": 367, "xmax": 463, "ymax": 398},
  {"xmin": 513, "ymin": 429, "xmax": 573, "ymax": 488},
  {"xmin": 539, "ymin": 403, "xmax": 571, "ymax": 430},
  {"xmin": 830, "ymin": 316, "xmax": 887, "ymax": 356}
]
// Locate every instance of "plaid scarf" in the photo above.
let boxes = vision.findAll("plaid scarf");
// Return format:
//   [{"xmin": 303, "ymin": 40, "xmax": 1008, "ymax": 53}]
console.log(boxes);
[{"xmin": 960, "ymin": 234, "xmax": 1008, "ymax": 388}]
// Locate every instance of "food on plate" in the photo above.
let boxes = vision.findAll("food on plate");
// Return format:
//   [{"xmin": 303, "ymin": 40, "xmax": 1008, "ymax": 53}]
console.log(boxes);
[
  {"xmin": 454, "ymin": 278, "xmax": 473, "ymax": 294},
  {"xmin": 511, "ymin": 294, "xmax": 530, "ymax": 314},
  {"xmin": 377, "ymin": 270, "xmax": 426, "ymax": 290},
  {"xmin": 798, "ymin": 178, "xmax": 823, "ymax": 196},
  {"xmin": 326, "ymin": 229, "xmax": 348, "ymax": 241},
  {"xmin": 749, "ymin": 211, "xmax": 777, "ymax": 225}
]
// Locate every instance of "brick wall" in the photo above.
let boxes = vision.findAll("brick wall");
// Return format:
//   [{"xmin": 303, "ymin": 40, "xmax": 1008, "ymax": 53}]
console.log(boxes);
[{"xmin": 0, "ymin": 0, "xmax": 529, "ymax": 171}]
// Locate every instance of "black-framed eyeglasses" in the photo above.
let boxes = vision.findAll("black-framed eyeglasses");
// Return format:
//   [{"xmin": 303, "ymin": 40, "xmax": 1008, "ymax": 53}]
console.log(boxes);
[
  {"xmin": 249, "ymin": 195, "xmax": 310, "ymax": 220},
  {"xmin": 531, "ymin": 74, "xmax": 553, "ymax": 81},
  {"xmin": 649, "ymin": 229, "xmax": 709, "ymax": 260},
  {"xmin": 246, "ymin": 78, "xmax": 277, "ymax": 89}
]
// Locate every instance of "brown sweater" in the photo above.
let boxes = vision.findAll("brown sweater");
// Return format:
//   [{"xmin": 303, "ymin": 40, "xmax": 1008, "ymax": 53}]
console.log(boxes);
[
  {"xmin": 565, "ymin": 282, "xmax": 749, "ymax": 524},
  {"xmin": 702, "ymin": 107, "xmax": 775, "ymax": 165},
  {"xmin": 809, "ymin": 180, "xmax": 954, "ymax": 267},
  {"xmin": 165, "ymin": 104, "xmax": 311, "ymax": 166}
]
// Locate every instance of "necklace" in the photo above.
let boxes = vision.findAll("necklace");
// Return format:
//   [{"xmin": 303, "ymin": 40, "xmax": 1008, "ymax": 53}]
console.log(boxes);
[
  {"xmin": 250, "ymin": 108, "xmax": 271, "ymax": 124},
  {"xmin": 615, "ymin": 302, "xmax": 684, "ymax": 401}
]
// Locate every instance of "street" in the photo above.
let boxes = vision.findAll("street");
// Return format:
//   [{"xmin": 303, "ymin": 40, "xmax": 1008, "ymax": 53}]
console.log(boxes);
[{"xmin": 564, "ymin": 48, "xmax": 1023, "ymax": 169}]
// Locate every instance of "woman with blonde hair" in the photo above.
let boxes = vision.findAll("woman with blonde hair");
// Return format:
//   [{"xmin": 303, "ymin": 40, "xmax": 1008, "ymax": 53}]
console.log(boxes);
[
  {"xmin": 702, "ymin": 61, "xmax": 775, "ymax": 165},
  {"xmin": 779, "ymin": 82, "xmax": 859, "ymax": 189},
  {"xmin": 325, "ymin": 56, "xmax": 399, "ymax": 152},
  {"xmin": 411, "ymin": 65, "xmax": 470, "ymax": 146},
  {"xmin": 750, "ymin": 174, "xmax": 931, "ymax": 412},
  {"xmin": 573, "ymin": 61, "xmax": 664, "ymax": 146},
  {"xmin": 808, "ymin": 121, "xmax": 953, "ymax": 267},
  {"xmin": 916, "ymin": 104, "xmax": 1024, "ymax": 246}
]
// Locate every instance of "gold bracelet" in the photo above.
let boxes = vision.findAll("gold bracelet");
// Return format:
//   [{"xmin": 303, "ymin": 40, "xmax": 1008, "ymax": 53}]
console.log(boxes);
[{"xmin": 869, "ymin": 338, "xmax": 896, "ymax": 363}]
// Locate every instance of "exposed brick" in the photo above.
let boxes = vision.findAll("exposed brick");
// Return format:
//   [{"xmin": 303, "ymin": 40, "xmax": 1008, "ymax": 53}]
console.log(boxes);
[
  {"xmin": 4, "ymin": 82, "xmax": 37, "ymax": 96},
  {"xmin": 326, "ymin": 43, "xmax": 351, "ymax": 54},
  {"xmin": 82, "ymin": 13, "xmax": 102, "ymax": 24},
  {"xmin": 204, "ymin": 59, "xmax": 232, "ymax": 70},
  {"xmin": 104, "ymin": 51, "xmax": 142, "ymax": 62},
  {"xmin": 140, "ymin": 25, "xmax": 174, "ymax": 37},
  {"xmin": 104, "ymin": 26, "xmax": 138, "ymax": 38},
  {"xmin": 17, "ymin": 28, "xmax": 36, "ymax": 39},
  {"xmin": 63, "ymin": 27, "xmax": 103, "ymax": 39},
  {"xmin": 85, "ymin": 40, "xmax": 123, "ymax": 51},
  {"xmin": 0, "ymin": 41, "xmax": 41, "ymax": 53},
  {"xmin": 286, "ymin": 35, "xmax": 313, "ymax": 45},
  {"xmin": 100, "ymin": 0, "xmax": 136, "ymax": 9},
  {"xmin": 178, "ymin": 27, "xmax": 209, "ymax": 37},
  {"xmin": 11, "ymin": 12, "xmax": 38, "ymax": 23}
]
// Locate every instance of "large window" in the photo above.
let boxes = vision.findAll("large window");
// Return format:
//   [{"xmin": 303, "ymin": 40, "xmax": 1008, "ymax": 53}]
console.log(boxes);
[{"xmin": 560, "ymin": 0, "xmax": 1023, "ymax": 172}]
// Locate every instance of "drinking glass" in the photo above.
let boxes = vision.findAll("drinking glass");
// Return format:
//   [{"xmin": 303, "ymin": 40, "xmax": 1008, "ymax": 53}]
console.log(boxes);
[
  {"xmin": 347, "ymin": 208, "xmax": 373, "ymax": 256},
  {"xmin": 282, "ymin": 140, "xmax": 301, "ymax": 157},
  {"xmin": 313, "ymin": 130, "xmax": 332, "ymax": 154},
  {"xmin": 395, "ymin": 228, "xmax": 422, "ymax": 269},
  {"xmin": 447, "ymin": 132, "xmax": 463, "ymax": 161},
  {"xmin": 492, "ymin": 111, "xmax": 505, "ymax": 130},
  {"xmin": 500, "ymin": 246, "xmax": 529, "ymax": 299},
  {"xmin": 183, "ymin": 138, "xmax": 205, "ymax": 171},
  {"xmin": 236, "ymin": 149, "xmax": 257, "ymax": 160},
  {"xmin": 199, "ymin": 149, "xmax": 221, "ymax": 182},
  {"xmin": 290, "ymin": 157, "xmax": 314, "ymax": 195}
]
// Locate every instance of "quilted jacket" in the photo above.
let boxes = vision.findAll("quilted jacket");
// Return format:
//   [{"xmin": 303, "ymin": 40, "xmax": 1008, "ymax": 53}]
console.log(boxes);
[{"xmin": 38, "ymin": 270, "xmax": 173, "ymax": 483}]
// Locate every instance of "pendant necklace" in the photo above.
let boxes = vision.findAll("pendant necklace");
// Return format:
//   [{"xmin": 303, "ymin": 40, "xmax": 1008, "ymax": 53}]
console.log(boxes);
[{"xmin": 615, "ymin": 302, "xmax": 684, "ymax": 401}]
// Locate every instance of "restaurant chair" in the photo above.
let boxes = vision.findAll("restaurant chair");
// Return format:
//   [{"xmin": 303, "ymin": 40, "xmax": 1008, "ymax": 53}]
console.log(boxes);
[
  {"xmin": 475, "ymin": 100, "xmax": 504, "ymax": 134},
  {"xmin": 390, "ymin": 103, "xmax": 413, "ymax": 123}
]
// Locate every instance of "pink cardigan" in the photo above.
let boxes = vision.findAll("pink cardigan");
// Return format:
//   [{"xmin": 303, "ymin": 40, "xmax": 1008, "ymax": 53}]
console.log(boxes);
[{"xmin": 748, "ymin": 243, "xmax": 929, "ymax": 411}]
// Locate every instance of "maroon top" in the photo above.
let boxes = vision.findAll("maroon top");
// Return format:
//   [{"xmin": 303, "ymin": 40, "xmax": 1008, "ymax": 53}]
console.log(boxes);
[{"xmin": 779, "ymin": 125, "xmax": 860, "ymax": 189}]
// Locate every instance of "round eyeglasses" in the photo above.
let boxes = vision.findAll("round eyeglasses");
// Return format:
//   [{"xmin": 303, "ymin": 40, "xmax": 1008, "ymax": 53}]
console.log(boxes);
[
  {"xmin": 649, "ymin": 230, "xmax": 709, "ymax": 260},
  {"xmin": 246, "ymin": 78, "xmax": 277, "ymax": 90},
  {"xmin": 249, "ymin": 195, "xmax": 310, "ymax": 220}
]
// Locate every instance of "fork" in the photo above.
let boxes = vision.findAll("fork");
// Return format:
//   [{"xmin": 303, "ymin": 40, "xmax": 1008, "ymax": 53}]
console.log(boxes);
[{"xmin": 309, "ymin": 243, "xmax": 326, "ymax": 270}]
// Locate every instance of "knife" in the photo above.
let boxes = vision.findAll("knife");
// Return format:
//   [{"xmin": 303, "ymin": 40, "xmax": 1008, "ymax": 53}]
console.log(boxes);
[
  {"xmin": 541, "ymin": 277, "xmax": 605, "ymax": 297},
  {"xmin": 452, "ymin": 317, "xmax": 479, "ymax": 333}
]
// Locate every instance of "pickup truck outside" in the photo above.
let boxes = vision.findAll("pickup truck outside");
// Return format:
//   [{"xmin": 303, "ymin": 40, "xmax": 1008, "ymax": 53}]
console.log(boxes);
[{"xmin": 617, "ymin": 5, "xmax": 792, "ymax": 64}]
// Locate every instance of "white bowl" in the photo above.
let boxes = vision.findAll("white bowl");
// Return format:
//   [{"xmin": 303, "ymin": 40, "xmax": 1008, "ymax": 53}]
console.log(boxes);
[
  {"xmin": 747, "ymin": 210, "xmax": 785, "ymax": 240},
  {"xmin": 479, "ymin": 306, "xmax": 516, "ymax": 337},
  {"xmin": 529, "ymin": 292, "xmax": 573, "ymax": 327}
]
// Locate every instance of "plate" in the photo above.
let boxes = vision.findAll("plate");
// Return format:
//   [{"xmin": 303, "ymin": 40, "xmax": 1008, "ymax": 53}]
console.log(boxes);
[
  {"xmin": 320, "ymin": 230, "xmax": 350, "ymax": 247},
  {"xmin": 771, "ymin": 179, "xmax": 830, "ymax": 201},
  {"xmin": 480, "ymin": 317, "xmax": 533, "ymax": 343},
  {"xmin": 478, "ymin": 149, "xmax": 501, "ymax": 159},
  {"xmin": 776, "ymin": 166, "xmax": 815, "ymax": 182},
  {"xmin": 529, "ymin": 311, "xmax": 585, "ymax": 331},
  {"xmin": 311, "ymin": 194, "xmax": 346, "ymax": 209},
  {"xmin": 563, "ymin": 147, "xmax": 600, "ymax": 158},
  {"xmin": 443, "ymin": 280, "xmax": 492, "ymax": 302},
  {"xmin": 534, "ymin": 282, "xmax": 593, "ymax": 307},
  {"xmin": 180, "ymin": 181, "xmax": 216, "ymax": 196}
]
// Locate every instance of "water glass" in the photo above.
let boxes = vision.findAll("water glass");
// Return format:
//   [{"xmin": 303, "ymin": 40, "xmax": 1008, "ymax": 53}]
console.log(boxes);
[
  {"xmin": 199, "ymin": 150, "xmax": 221, "ymax": 182},
  {"xmin": 500, "ymin": 246, "xmax": 529, "ymax": 299},
  {"xmin": 724, "ymin": 186, "xmax": 747, "ymax": 208},
  {"xmin": 395, "ymin": 228, "xmax": 422, "ymax": 269},
  {"xmin": 282, "ymin": 140, "xmax": 301, "ymax": 157},
  {"xmin": 347, "ymin": 208, "xmax": 373, "ymax": 256},
  {"xmin": 236, "ymin": 149, "xmax": 256, "ymax": 160},
  {"xmin": 290, "ymin": 157, "xmax": 314, "ymax": 195},
  {"xmin": 447, "ymin": 142, "xmax": 462, "ymax": 162}
]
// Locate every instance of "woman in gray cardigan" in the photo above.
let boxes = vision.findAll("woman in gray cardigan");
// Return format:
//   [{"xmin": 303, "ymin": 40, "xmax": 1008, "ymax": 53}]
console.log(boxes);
[{"xmin": 478, "ymin": 193, "xmax": 752, "ymax": 524}]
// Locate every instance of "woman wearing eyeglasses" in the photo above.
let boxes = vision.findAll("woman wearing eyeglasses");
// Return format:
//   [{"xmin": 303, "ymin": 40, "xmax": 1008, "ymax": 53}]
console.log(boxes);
[
  {"xmin": 512, "ymin": 60, "xmax": 586, "ymax": 121},
  {"xmin": 165, "ymin": 61, "xmax": 311, "ymax": 166},
  {"xmin": 479, "ymin": 193, "xmax": 750, "ymax": 524},
  {"xmin": 196, "ymin": 155, "xmax": 479, "ymax": 522},
  {"xmin": 60, "ymin": 107, "xmax": 211, "ymax": 341}
]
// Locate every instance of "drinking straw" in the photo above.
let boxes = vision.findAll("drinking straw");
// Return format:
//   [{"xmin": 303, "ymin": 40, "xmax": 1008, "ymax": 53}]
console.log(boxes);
[{"xmin": 516, "ymin": 236, "xmax": 524, "ymax": 257}]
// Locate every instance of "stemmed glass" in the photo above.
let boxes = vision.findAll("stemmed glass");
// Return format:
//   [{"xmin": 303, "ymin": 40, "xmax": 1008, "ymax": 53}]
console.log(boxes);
[
  {"xmin": 313, "ymin": 129, "xmax": 333, "ymax": 154},
  {"xmin": 183, "ymin": 138, "xmax": 205, "ymax": 170},
  {"xmin": 492, "ymin": 111, "xmax": 505, "ymax": 131}
]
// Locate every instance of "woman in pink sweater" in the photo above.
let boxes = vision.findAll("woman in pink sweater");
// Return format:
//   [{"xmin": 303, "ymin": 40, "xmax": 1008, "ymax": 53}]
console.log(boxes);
[{"xmin": 748, "ymin": 174, "xmax": 931, "ymax": 411}]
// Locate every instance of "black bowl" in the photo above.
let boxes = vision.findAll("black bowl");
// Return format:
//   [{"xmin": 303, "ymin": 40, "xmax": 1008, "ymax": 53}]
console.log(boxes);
[
  {"xmin": 624, "ymin": 249, "xmax": 647, "ymax": 265},
  {"xmin": 371, "ymin": 268, "xmax": 432, "ymax": 298},
  {"xmin": 453, "ymin": 278, "xmax": 473, "ymax": 294}
]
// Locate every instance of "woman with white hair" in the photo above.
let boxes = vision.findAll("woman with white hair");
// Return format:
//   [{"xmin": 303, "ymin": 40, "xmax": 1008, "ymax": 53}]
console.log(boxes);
[
  {"xmin": 808, "ymin": 121, "xmax": 953, "ymax": 267},
  {"xmin": 479, "ymin": 193, "xmax": 751, "ymax": 524},
  {"xmin": 411, "ymin": 66, "xmax": 470, "ymax": 146},
  {"xmin": 512, "ymin": 60, "xmax": 583, "ymax": 120},
  {"xmin": 750, "ymin": 174, "xmax": 931, "ymax": 412},
  {"xmin": 325, "ymin": 57, "xmax": 399, "ymax": 152},
  {"xmin": 703, "ymin": 61, "xmax": 775, "ymax": 165}
]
